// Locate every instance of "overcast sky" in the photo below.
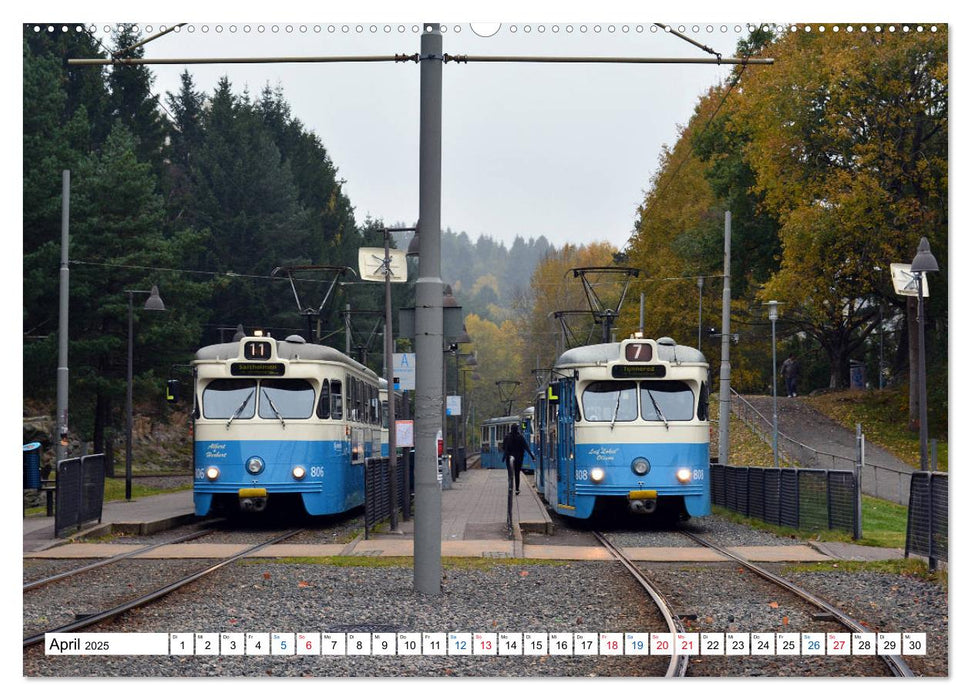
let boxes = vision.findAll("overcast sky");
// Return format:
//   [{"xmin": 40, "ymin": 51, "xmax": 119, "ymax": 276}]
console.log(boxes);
[{"xmin": 88, "ymin": 20, "xmax": 746, "ymax": 251}]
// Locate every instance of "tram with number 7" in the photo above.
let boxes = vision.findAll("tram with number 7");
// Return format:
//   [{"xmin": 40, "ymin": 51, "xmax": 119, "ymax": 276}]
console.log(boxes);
[{"xmin": 534, "ymin": 334, "xmax": 711, "ymax": 520}]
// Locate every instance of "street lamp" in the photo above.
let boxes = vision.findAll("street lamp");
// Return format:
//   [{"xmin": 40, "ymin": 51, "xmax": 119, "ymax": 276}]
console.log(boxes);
[
  {"xmin": 125, "ymin": 286, "xmax": 166, "ymax": 501},
  {"xmin": 767, "ymin": 300, "xmax": 780, "ymax": 470},
  {"xmin": 911, "ymin": 237, "xmax": 938, "ymax": 473}
]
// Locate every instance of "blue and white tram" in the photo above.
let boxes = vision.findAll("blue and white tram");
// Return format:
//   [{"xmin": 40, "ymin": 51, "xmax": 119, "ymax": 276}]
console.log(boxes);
[
  {"xmin": 192, "ymin": 333, "xmax": 383, "ymax": 516},
  {"xmin": 479, "ymin": 415, "xmax": 518, "ymax": 469},
  {"xmin": 479, "ymin": 412, "xmax": 538, "ymax": 472},
  {"xmin": 536, "ymin": 335, "xmax": 711, "ymax": 520}
]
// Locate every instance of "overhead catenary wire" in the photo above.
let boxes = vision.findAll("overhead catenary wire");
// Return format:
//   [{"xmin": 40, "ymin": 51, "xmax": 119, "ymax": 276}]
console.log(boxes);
[{"xmin": 68, "ymin": 259, "xmax": 342, "ymax": 285}]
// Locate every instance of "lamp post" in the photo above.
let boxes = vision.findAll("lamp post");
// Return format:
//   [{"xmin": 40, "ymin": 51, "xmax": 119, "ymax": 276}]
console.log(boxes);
[
  {"xmin": 911, "ymin": 237, "xmax": 938, "ymax": 573},
  {"xmin": 125, "ymin": 286, "xmax": 166, "ymax": 501},
  {"xmin": 767, "ymin": 300, "xmax": 779, "ymax": 470},
  {"xmin": 911, "ymin": 238, "xmax": 938, "ymax": 472},
  {"xmin": 458, "ymin": 353, "xmax": 477, "ymax": 458}
]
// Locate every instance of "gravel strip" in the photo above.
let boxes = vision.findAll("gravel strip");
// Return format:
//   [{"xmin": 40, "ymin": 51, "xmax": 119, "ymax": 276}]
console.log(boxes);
[
  {"xmin": 24, "ymin": 559, "xmax": 223, "ymax": 638},
  {"xmin": 24, "ymin": 561, "xmax": 670, "ymax": 677},
  {"xmin": 636, "ymin": 563, "xmax": 890, "ymax": 677},
  {"xmin": 781, "ymin": 567, "xmax": 948, "ymax": 677}
]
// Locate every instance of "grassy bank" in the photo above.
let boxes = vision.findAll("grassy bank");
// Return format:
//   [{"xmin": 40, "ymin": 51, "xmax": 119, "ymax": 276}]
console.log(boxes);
[{"xmin": 807, "ymin": 389, "xmax": 947, "ymax": 471}]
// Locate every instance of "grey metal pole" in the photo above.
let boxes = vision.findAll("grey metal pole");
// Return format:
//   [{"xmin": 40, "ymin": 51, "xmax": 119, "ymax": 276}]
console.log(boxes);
[
  {"xmin": 697, "ymin": 277, "xmax": 703, "ymax": 350},
  {"xmin": 855, "ymin": 423, "xmax": 863, "ymax": 540},
  {"xmin": 915, "ymin": 272, "xmax": 936, "ymax": 573},
  {"xmin": 56, "ymin": 170, "xmax": 70, "ymax": 467},
  {"xmin": 916, "ymin": 273, "xmax": 929, "ymax": 473},
  {"xmin": 768, "ymin": 301, "xmax": 778, "ymax": 470},
  {"xmin": 384, "ymin": 230, "xmax": 399, "ymax": 532},
  {"xmin": 126, "ymin": 292, "xmax": 134, "ymax": 501},
  {"xmin": 345, "ymin": 303, "xmax": 351, "ymax": 355},
  {"xmin": 639, "ymin": 292, "xmax": 644, "ymax": 335},
  {"xmin": 717, "ymin": 212, "xmax": 732, "ymax": 465},
  {"xmin": 772, "ymin": 318, "xmax": 778, "ymax": 469},
  {"xmin": 414, "ymin": 23, "xmax": 444, "ymax": 595}
]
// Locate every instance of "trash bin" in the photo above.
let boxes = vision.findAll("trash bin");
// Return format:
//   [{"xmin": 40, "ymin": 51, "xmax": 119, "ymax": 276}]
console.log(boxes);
[
  {"xmin": 23, "ymin": 442, "xmax": 42, "ymax": 490},
  {"xmin": 849, "ymin": 360, "xmax": 866, "ymax": 390}
]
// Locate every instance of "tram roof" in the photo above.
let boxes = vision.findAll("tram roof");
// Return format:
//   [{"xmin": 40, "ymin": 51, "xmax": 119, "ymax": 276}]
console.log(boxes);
[
  {"xmin": 554, "ymin": 340, "xmax": 706, "ymax": 367},
  {"xmin": 194, "ymin": 337, "xmax": 378, "ymax": 378}
]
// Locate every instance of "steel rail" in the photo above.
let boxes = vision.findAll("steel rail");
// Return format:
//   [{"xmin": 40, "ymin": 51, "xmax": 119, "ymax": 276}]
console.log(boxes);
[
  {"xmin": 680, "ymin": 531, "xmax": 915, "ymax": 677},
  {"xmin": 594, "ymin": 532, "xmax": 688, "ymax": 677},
  {"xmin": 24, "ymin": 526, "xmax": 218, "ymax": 592},
  {"xmin": 24, "ymin": 529, "xmax": 303, "ymax": 648}
]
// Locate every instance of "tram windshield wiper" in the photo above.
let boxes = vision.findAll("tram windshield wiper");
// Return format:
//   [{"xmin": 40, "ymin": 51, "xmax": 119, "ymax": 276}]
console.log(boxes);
[
  {"xmin": 261, "ymin": 388, "xmax": 287, "ymax": 428},
  {"xmin": 645, "ymin": 388, "xmax": 669, "ymax": 430},
  {"xmin": 226, "ymin": 389, "xmax": 255, "ymax": 429},
  {"xmin": 610, "ymin": 389, "xmax": 623, "ymax": 430}
]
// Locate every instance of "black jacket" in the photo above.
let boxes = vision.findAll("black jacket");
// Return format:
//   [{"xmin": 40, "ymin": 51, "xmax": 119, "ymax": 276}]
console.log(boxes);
[{"xmin": 501, "ymin": 430, "xmax": 534, "ymax": 466}]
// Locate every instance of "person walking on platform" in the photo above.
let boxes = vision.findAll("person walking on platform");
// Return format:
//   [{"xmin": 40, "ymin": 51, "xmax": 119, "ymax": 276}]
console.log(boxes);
[{"xmin": 501, "ymin": 423, "xmax": 535, "ymax": 495}]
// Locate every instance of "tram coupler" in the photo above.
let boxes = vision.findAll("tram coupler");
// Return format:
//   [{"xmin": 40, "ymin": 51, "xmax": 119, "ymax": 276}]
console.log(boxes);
[{"xmin": 628, "ymin": 498, "xmax": 657, "ymax": 515}]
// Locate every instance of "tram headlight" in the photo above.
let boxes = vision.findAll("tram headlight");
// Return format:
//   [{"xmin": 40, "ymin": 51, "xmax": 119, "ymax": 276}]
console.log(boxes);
[
  {"xmin": 590, "ymin": 467, "xmax": 605, "ymax": 483},
  {"xmin": 245, "ymin": 456, "xmax": 265, "ymax": 475},
  {"xmin": 631, "ymin": 457, "xmax": 651, "ymax": 476},
  {"xmin": 205, "ymin": 466, "xmax": 220, "ymax": 481},
  {"xmin": 676, "ymin": 468, "xmax": 692, "ymax": 484},
  {"xmin": 292, "ymin": 466, "xmax": 307, "ymax": 480}
]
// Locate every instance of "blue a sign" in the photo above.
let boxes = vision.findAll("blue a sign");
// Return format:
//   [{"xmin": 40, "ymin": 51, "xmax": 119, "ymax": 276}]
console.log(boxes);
[{"xmin": 393, "ymin": 353, "xmax": 416, "ymax": 391}]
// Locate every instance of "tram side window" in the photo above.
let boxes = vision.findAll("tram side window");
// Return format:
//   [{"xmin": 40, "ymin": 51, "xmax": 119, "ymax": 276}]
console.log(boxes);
[
  {"xmin": 317, "ymin": 380, "xmax": 331, "ymax": 419},
  {"xmin": 640, "ymin": 380, "xmax": 695, "ymax": 421},
  {"xmin": 582, "ymin": 381, "xmax": 637, "ymax": 422},
  {"xmin": 202, "ymin": 379, "xmax": 257, "ymax": 420},
  {"xmin": 698, "ymin": 381, "xmax": 709, "ymax": 421},
  {"xmin": 259, "ymin": 379, "xmax": 315, "ymax": 419},
  {"xmin": 331, "ymin": 379, "xmax": 343, "ymax": 419}
]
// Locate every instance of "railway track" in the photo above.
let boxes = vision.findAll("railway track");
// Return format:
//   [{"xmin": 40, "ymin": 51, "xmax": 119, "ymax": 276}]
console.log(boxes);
[
  {"xmin": 594, "ymin": 527, "xmax": 917, "ymax": 677},
  {"xmin": 677, "ymin": 531, "xmax": 914, "ymax": 677},
  {"xmin": 593, "ymin": 531, "xmax": 688, "ymax": 677},
  {"xmin": 23, "ymin": 528, "xmax": 304, "ymax": 648},
  {"xmin": 23, "ymin": 526, "xmax": 218, "ymax": 592}
]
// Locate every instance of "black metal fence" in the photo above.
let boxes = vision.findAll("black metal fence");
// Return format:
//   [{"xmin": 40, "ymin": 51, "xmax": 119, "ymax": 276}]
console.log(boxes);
[
  {"xmin": 54, "ymin": 454, "xmax": 106, "ymax": 537},
  {"xmin": 364, "ymin": 457, "xmax": 409, "ymax": 539},
  {"xmin": 711, "ymin": 464, "xmax": 858, "ymax": 535},
  {"xmin": 905, "ymin": 471, "xmax": 948, "ymax": 563}
]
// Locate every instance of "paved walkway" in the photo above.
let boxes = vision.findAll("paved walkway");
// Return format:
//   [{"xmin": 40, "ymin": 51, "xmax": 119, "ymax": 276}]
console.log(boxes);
[{"xmin": 737, "ymin": 395, "xmax": 917, "ymax": 505}]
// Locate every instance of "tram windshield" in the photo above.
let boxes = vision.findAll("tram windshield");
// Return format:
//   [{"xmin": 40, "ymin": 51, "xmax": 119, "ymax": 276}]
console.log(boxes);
[
  {"xmin": 582, "ymin": 381, "xmax": 637, "ymax": 422},
  {"xmin": 258, "ymin": 379, "xmax": 315, "ymax": 419},
  {"xmin": 202, "ymin": 378, "xmax": 315, "ymax": 420},
  {"xmin": 202, "ymin": 379, "xmax": 257, "ymax": 420},
  {"xmin": 640, "ymin": 381, "xmax": 695, "ymax": 421}
]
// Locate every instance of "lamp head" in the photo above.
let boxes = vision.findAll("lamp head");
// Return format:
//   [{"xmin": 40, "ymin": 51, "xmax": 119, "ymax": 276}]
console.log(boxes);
[
  {"xmin": 911, "ymin": 237, "xmax": 939, "ymax": 274},
  {"xmin": 143, "ymin": 285, "xmax": 165, "ymax": 311}
]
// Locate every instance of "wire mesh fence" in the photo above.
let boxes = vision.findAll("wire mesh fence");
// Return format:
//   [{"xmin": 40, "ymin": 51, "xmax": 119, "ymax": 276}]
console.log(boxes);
[
  {"xmin": 364, "ymin": 457, "xmax": 408, "ymax": 539},
  {"xmin": 711, "ymin": 464, "xmax": 859, "ymax": 536},
  {"xmin": 53, "ymin": 454, "xmax": 105, "ymax": 537},
  {"xmin": 905, "ymin": 471, "xmax": 948, "ymax": 563}
]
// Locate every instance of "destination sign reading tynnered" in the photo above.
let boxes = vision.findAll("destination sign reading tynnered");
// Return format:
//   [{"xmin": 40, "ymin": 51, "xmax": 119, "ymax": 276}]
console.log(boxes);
[
  {"xmin": 611, "ymin": 365, "xmax": 666, "ymax": 379},
  {"xmin": 230, "ymin": 362, "xmax": 286, "ymax": 377}
]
